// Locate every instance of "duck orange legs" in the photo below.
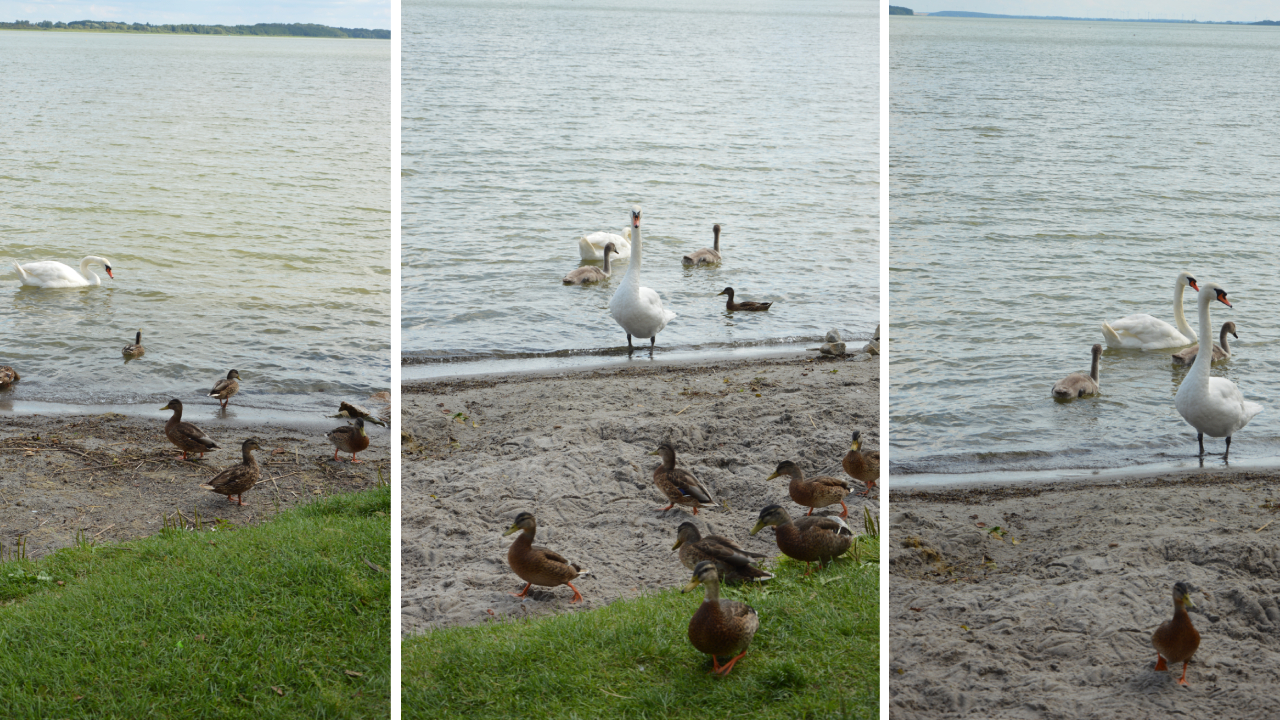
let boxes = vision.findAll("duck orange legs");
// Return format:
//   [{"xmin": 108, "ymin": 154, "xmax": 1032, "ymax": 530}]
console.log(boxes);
[
  {"xmin": 510, "ymin": 582, "xmax": 533, "ymax": 599},
  {"xmin": 711, "ymin": 649, "xmax": 749, "ymax": 676}
]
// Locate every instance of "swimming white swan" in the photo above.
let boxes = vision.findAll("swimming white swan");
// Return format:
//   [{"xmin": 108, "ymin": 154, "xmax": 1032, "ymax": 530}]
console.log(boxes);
[
  {"xmin": 1101, "ymin": 271, "xmax": 1198, "ymax": 350},
  {"xmin": 13, "ymin": 256, "xmax": 114, "ymax": 288},
  {"xmin": 1172, "ymin": 321, "xmax": 1236, "ymax": 366},
  {"xmin": 608, "ymin": 205, "xmax": 675, "ymax": 349},
  {"xmin": 1052, "ymin": 343, "xmax": 1102, "ymax": 399},
  {"xmin": 579, "ymin": 228, "xmax": 631, "ymax": 262},
  {"xmin": 1173, "ymin": 283, "xmax": 1262, "ymax": 459}
]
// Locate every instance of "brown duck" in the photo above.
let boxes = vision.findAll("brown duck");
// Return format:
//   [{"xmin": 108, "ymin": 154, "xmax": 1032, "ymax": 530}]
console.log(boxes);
[
  {"xmin": 1152, "ymin": 581, "xmax": 1200, "ymax": 686},
  {"xmin": 503, "ymin": 511, "xmax": 590, "ymax": 603},
  {"xmin": 201, "ymin": 438, "xmax": 262, "ymax": 506},
  {"xmin": 683, "ymin": 561, "xmax": 759, "ymax": 676},
  {"xmin": 768, "ymin": 460, "xmax": 852, "ymax": 518},
  {"xmin": 672, "ymin": 522, "xmax": 773, "ymax": 583},
  {"xmin": 327, "ymin": 416, "xmax": 370, "ymax": 462},
  {"xmin": 122, "ymin": 330, "xmax": 145, "ymax": 358},
  {"xmin": 843, "ymin": 430, "xmax": 879, "ymax": 496},
  {"xmin": 159, "ymin": 398, "xmax": 219, "ymax": 460},
  {"xmin": 717, "ymin": 287, "xmax": 772, "ymax": 311},
  {"xmin": 208, "ymin": 369, "xmax": 241, "ymax": 409},
  {"xmin": 0, "ymin": 366, "xmax": 19, "ymax": 388},
  {"xmin": 649, "ymin": 443, "xmax": 717, "ymax": 515},
  {"xmin": 750, "ymin": 504, "xmax": 853, "ymax": 575}
]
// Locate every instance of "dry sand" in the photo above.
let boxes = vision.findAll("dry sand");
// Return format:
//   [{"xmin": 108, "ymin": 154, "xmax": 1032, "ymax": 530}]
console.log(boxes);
[
  {"xmin": 0, "ymin": 404, "xmax": 390, "ymax": 559},
  {"xmin": 890, "ymin": 471, "xmax": 1280, "ymax": 719},
  {"xmin": 400, "ymin": 353, "xmax": 879, "ymax": 633}
]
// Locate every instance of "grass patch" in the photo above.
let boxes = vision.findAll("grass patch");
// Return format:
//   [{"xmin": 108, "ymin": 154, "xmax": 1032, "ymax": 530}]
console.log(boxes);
[
  {"xmin": 404, "ymin": 536, "xmax": 878, "ymax": 720},
  {"xmin": 0, "ymin": 485, "xmax": 390, "ymax": 718}
]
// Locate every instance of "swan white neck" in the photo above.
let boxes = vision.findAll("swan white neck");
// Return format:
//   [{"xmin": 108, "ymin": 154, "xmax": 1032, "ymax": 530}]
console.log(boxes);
[
  {"xmin": 1189, "ymin": 287, "xmax": 1218, "ymax": 378},
  {"xmin": 80, "ymin": 256, "xmax": 107, "ymax": 285},
  {"xmin": 629, "ymin": 222, "xmax": 642, "ymax": 270},
  {"xmin": 1172, "ymin": 278, "xmax": 1196, "ymax": 342}
]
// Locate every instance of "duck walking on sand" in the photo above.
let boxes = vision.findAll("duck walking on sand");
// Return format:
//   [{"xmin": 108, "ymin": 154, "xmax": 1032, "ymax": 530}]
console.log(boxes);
[
  {"xmin": 649, "ymin": 442, "xmax": 717, "ymax": 515},
  {"xmin": 1152, "ymin": 581, "xmax": 1200, "ymax": 686},
  {"xmin": 159, "ymin": 398, "xmax": 219, "ymax": 460},
  {"xmin": 201, "ymin": 438, "xmax": 262, "ymax": 506},
  {"xmin": 1052, "ymin": 344, "xmax": 1102, "ymax": 399},
  {"xmin": 844, "ymin": 430, "xmax": 879, "ymax": 496},
  {"xmin": 767, "ymin": 460, "xmax": 852, "ymax": 518},
  {"xmin": 683, "ymin": 561, "xmax": 759, "ymax": 676},
  {"xmin": 326, "ymin": 416, "xmax": 370, "ymax": 463},
  {"xmin": 503, "ymin": 511, "xmax": 590, "ymax": 603}
]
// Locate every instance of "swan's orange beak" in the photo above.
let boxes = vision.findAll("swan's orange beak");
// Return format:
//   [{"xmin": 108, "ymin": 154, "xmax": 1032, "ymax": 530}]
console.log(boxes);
[
  {"xmin": 105, "ymin": 266, "xmax": 114, "ymax": 279},
  {"xmin": 1188, "ymin": 279, "xmax": 1199, "ymax": 291},
  {"xmin": 1217, "ymin": 290, "xmax": 1231, "ymax": 307}
]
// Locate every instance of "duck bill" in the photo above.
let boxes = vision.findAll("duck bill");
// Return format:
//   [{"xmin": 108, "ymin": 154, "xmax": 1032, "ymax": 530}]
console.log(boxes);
[
  {"xmin": 647, "ymin": 449, "xmax": 660, "ymax": 456},
  {"xmin": 502, "ymin": 525, "xmax": 520, "ymax": 537},
  {"xmin": 671, "ymin": 538, "xmax": 684, "ymax": 551},
  {"xmin": 681, "ymin": 578, "xmax": 702, "ymax": 593},
  {"xmin": 765, "ymin": 471, "xmax": 782, "ymax": 481},
  {"xmin": 749, "ymin": 520, "xmax": 767, "ymax": 536}
]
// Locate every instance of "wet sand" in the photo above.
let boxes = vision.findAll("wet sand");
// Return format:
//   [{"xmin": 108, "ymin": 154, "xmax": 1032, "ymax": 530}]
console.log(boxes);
[
  {"xmin": 0, "ymin": 402, "xmax": 390, "ymax": 559},
  {"xmin": 401, "ymin": 353, "xmax": 879, "ymax": 633},
  {"xmin": 890, "ymin": 470, "xmax": 1280, "ymax": 719}
]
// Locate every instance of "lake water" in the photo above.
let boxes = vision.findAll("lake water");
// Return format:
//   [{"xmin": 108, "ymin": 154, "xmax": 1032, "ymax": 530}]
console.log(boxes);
[
  {"xmin": 1, "ymin": 31, "xmax": 390, "ymax": 417},
  {"xmin": 890, "ymin": 18, "xmax": 1280, "ymax": 476},
  {"xmin": 401, "ymin": 0, "xmax": 879, "ymax": 377}
]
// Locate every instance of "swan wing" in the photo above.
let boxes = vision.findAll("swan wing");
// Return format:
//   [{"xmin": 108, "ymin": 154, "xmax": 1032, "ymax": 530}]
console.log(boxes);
[
  {"xmin": 1102, "ymin": 314, "xmax": 1190, "ymax": 350},
  {"xmin": 13, "ymin": 260, "xmax": 88, "ymax": 288},
  {"xmin": 579, "ymin": 232, "xmax": 631, "ymax": 261}
]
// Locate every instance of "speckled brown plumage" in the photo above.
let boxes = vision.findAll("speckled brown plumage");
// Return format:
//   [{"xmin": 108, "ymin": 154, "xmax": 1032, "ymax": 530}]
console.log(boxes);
[
  {"xmin": 503, "ymin": 512, "xmax": 589, "ymax": 603},
  {"xmin": 750, "ymin": 504, "xmax": 853, "ymax": 575},
  {"xmin": 201, "ymin": 438, "xmax": 262, "ymax": 505},
  {"xmin": 649, "ymin": 443, "xmax": 717, "ymax": 514},
  {"xmin": 843, "ymin": 430, "xmax": 879, "ymax": 496},
  {"xmin": 208, "ymin": 369, "xmax": 240, "ymax": 409},
  {"xmin": 672, "ymin": 522, "xmax": 772, "ymax": 583},
  {"xmin": 1152, "ymin": 581, "xmax": 1200, "ymax": 686},
  {"xmin": 327, "ymin": 416, "xmax": 370, "ymax": 463},
  {"xmin": 0, "ymin": 366, "xmax": 19, "ymax": 388},
  {"xmin": 684, "ymin": 561, "xmax": 758, "ymax": 676},
  {"xmin": 768, "ymin": 460, "xmax": 851, "ymax": 517},
  {"xmin": 160, "ymin": 398, "xmax": 219, "ymax": 460}
]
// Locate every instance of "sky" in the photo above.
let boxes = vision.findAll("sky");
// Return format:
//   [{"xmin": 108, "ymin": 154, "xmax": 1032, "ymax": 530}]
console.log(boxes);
[
  {"xmin": 1, "ymin": 0, "xmax": 389, "ymax": 29},
  {"xmin": 905, "ymin": 1, "xmax": 1278, "ymax": 23}
]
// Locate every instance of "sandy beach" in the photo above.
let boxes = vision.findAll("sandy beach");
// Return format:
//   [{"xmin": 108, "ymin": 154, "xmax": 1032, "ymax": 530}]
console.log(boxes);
[
  {"xmin": 890, "ymin": 470, "xmax": 1280, "ymax": 719},
  {"xmin": 0, "ymin": 402, "xmax": 390, "ymax": 559},
  {"xmin": 401, "ymin": 353, "xmax": 879, "ymax": 633}
]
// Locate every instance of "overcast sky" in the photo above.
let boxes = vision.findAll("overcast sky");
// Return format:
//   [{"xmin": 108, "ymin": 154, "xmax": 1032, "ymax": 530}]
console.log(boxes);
[
  {"xmin": 906, "ymin": 1, "xmax": 1277, "ymax": 23},
  {"xmin": 1, "ymin": 0, "xmax": 389, "ymax": 29}
]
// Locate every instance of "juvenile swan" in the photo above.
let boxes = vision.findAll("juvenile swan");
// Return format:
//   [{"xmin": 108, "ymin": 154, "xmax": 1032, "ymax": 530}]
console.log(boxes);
[
  {"xmin": 1172, "ymin": 321, "xmax": 1236, "ymax": 365},
  {"xmin": 1173, "ymin": 283, "xmax": 1262, "ymax": 459},
  {"xmin": 1052, "ymin": 344, "xmax": 1102, "ymax": 399},
  {"xmin": 682, "ymin": 224, "xmax": 722, "ymax": 266},
  {"xmin": 1101, "ymin": 271, "xmax": 1198, "ymax": 350},
  {"xmin": 562, "ymin": 242, "xmax": 617, "ymax": 285}
]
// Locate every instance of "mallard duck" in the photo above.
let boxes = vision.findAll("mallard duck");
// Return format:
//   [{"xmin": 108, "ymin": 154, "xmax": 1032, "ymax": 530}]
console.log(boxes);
[
  {"xmin": 200, "ymin": 438, "xmax": 262, "ymax": 505},
  {"xmin": 749, "ymin": 504, "xmax": 852, "ymax": 575},
  {"xmin": 683, "ymin": 560, "xmax": 759, "ymax": 676},
  {"xmin": 208, "ymin": 369, "xmax": 241, "ymax": 409},
  {"xmin": 159, "ymin": 398, "xmax": 219, "ymax": 460},
  {"xmin": 122, "ymin": 330, "xmax": 145, "ymax": 358},
  {"xmin": 503, "ymin": 511, "xmax": 590, "ymax": 603},
  {"xmin": 326, "ymin": 416, "xmax": 370, "ymax": 463},
  {"xmin": 1172, "ymin": 320, "xmax": 1236, "ymax": 365},
  {"xmin": 1052, "ymin": 344, "xmax": 1101, "ymax": 399},
  {"xmin": 717, "ymin": 287, "xmax": 772, "ymax": 311},
  {"xmin": 1152, "ymin": 581, "xmax": 1200, "ymax": 686},
  {"xmin": 682, "ymin": 224, "xmax": 722, "ymax": 266},
  {"xmin": 672, "ymin": 522, "xmax": 773, "ymax": 583},
  {"xmin": 844, "ymin": 430, "xmax": 879, "ymax": 496},
  {"xmin": 0, "ymin": 366, "xmax": 19, "ymax": 388},
  {"xmin": 767, "ymin": 460, "xmax": 852, "ymax": 518},
  {"xmin": 563, "ymin": 242, "xmax": 617, "ymax": 285},
  {"xmin": 649, "ymin": 442, "xmax": 717, "ymax": 515}
]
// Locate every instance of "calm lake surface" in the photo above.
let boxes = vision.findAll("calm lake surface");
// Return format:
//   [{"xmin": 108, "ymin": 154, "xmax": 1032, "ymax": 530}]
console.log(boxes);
[
  {"xmin": 402, "ymin": 0, "xmax": 879, "ymax": 378},
  {"xmin": 891, "ymin": 18, "xmax": 1280, "ymax": 477},
  {"xmin": 1, "ymin": 32, "xmax": 390, "ymax": 416}
]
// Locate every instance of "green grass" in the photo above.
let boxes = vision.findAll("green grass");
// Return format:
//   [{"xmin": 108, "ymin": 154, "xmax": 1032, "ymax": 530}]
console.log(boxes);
[
  {"xmin": 404, "ymin": 536, "xmax": 879, "ymax": 720},
  {"xmin": 0, "ymin": 485, "xmax": 390, "ymax": 719}
]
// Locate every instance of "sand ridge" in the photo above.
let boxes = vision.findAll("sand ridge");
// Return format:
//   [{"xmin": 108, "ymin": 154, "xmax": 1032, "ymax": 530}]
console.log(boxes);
[{"xmin": 401, "ymin": 354, "xmax": 879, "ymax": 633}]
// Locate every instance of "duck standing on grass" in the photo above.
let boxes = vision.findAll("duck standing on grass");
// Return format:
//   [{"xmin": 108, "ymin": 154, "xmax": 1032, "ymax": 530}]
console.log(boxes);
[
  {"xmin": 844, "ymin": 430, "xmax": 879, "ymax": 496},
  {"xmin": 208, "ymin": 369, "xmax": 241, "ymax": 409},
  {"xmin": 200, "ymin": 438, "xmax": 262, "ymax": 506},
  {"xmin": 503, "ymin": 512, "xmax": 590, "ymax": 603},
  {"xmin": 326, "ymin": 416, "xmax": 370, "ymax": 463},
  {"xmin": 671, "ymin": 522, "xmax": 773, "ymax": 583},
  {"xmin": 683, "ymin": 561, "xmax": 758, "ymax": 676},
  {"xmin": 649, "ymin": 442, "xmax": 717, "ymax": 515},
  {"xmin": 1151, "ymin": 581, "xmax": 1200, "ymax": 686},
  {"xmin": 767, "ymin": 459, "xmax": 852, "ymax": 518},
  {"xmin": 749, "ymin": 504, "xmax": 853, "ymax": 576},
  {"xmin": 159, "ymin": 398, "xmax": 219, "ymax": 460}
]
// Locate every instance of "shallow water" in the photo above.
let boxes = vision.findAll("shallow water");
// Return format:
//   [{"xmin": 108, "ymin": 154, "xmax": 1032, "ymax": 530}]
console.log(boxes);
[
  {"xmin": 402, "ymin": 0, "xmax": 879, "ymax": 371},
  {"xmin": 891, "ymin": 18, "xmax": 1280, "ymax": 475},
  {"xmin": 1, "ymin": 32, "xmax": 390, "ymax": 415}
]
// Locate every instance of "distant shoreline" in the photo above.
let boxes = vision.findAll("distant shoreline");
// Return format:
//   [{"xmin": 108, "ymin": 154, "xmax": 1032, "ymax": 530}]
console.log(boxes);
[
  {"xmin": 906, "ymin": 11, "xmax": 1276, "ymax": 25},
  {"xmin": 0, "ymin": 20, "xmax": 389, "ymax": 38}
]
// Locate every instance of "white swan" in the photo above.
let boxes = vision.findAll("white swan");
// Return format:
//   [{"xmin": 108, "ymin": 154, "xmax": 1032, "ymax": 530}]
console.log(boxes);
[
  {"xmin": 1174, "ymin": 283, "xmax": 1262, "ymax": 459},
  {"xmin": 579, "ymin": 228, "xmax": 631, "ymax": 262},
  {"xmin": 1101, "ymin": 271, "xmax": 1198, "ymax": 350},
  {"xmin": 608, "ymin": 205, "xmax": 676, "ymax": 349},
  {"xmin": 13, "ymin": 256, "xmax": 114, "ymax": 288}
]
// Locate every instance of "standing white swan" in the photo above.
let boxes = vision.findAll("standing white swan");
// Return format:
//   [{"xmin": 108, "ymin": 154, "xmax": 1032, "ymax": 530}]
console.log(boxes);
[
  {"xmin": 13, "ymin": 256, "xmax": 114, "ymax": 288},
  {"xmin": 1101, "ymin": 271, "xmax": 1198, "ymax": 350},
  {"xmin": 579, "ymin": 228, "xmax": 631, "ymax": 262},
  {"xmin": 609, "ymin": 205, "xmax": 676, "ymax": 349},
  {"xmin": 1174, "ymin": 283, "xmax": 1262, "ymax": 459}
]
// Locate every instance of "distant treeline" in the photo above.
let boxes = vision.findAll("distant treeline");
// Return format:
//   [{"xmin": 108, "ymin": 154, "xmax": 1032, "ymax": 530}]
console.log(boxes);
[
  {"xmin": 0, "ymin": 20, "xmax": 389, "ymax": 38},
  {"xmin": 927, "ymin": 11, "xmax": 1275, "ymax": 25},
  {"xmin": 890, "ymin": 6, "xmax": 914, "ymax": 15}
]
